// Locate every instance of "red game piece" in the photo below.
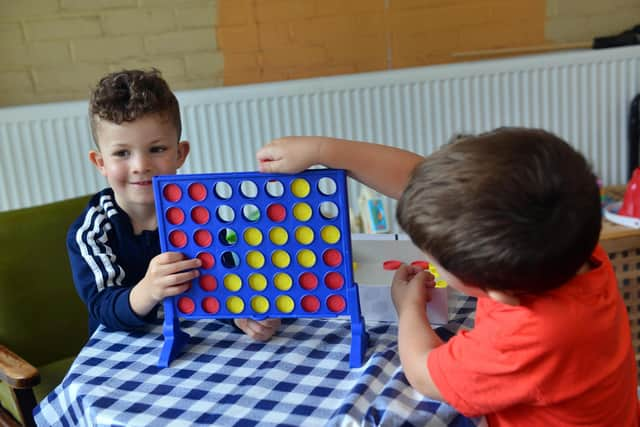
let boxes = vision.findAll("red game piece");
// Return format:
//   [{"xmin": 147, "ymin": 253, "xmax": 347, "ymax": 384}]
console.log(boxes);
[
  {"xmin": 197, "ymin": 252, "xmax": 215, "ymax": 270},
  {"xmin": 163, "ymin": 184, "xmax": 182, "ymax": 202},
  {"xmin": 188, "ymin": 183, "xmax": 207, "ymax": 201},
  {"xmin": 299, "ymin": 272, "xmax": 318, "ymax": 290},
  {"xmin": 191, "ymin": 206, "xmax": 210, "ymax": 224},
  {"xmin": 166, "ymin": 207, "xmax": 185, "ymax": 225},
  {"xmin": 199, "ymin": 274, "xmax": 217, "ymax": 291},
  {"xmin": 301, "ymin": 295, "xmax": 320, "ymax": 313},
  {"xmin": 202, "ymin": 297, "xmax": 219, "ymax": 314},
  {"xmin": 266, "ymin": 204, "xmax": 286, "ymax": 222},
  {"xmin": 169, "ymin": 230, "xmax": 187, "ymax": 248},
  {"xmin": 177, "ymin": 297, "xmax": 195, "ymax": 314},
  {"xmin": 327, "ymin": 295, "xmax": 346, "ymax": 313},
  {"xmin": 410, "ymin": 260, "xmax": 429, "ymax": 270},
  {"xmin": 383, "ymin": 260, "xmax": 402, "ymax": 270},
  {"xmin": 324, "ymin": 272, "xmax": 344, "ymax": 290},
  {"xmin": 194, "ymin": 229, "xmax": 213, "ymax": 247},
  {"xmin": 323, "ymin": 249, "xmax": 342, "ymax": 267}
]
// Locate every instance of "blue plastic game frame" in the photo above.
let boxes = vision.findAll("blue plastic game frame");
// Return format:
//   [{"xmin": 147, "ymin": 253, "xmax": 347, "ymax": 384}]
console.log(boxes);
[{"xmin": 153, "ymin": 169, "xmax": 368, "ymax": 368}]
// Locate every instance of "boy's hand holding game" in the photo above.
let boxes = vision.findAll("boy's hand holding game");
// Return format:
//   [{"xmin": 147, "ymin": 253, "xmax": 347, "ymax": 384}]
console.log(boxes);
[
  {"xmin": 130, "ymin": 252, "xmax": 201, "ymax": 317},
  {"xmin": 257, "ymin": 136, "xmax": 324, "ymax": 173}
]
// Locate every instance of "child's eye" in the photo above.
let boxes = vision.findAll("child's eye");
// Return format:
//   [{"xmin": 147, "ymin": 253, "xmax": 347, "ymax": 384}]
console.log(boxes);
[
  {"xmin": 113, "ymin": 150, "xmax": 129, "ymax": 158},
  {"xmin": 150, "ymin": 146, "xmax": 167, "ymax": 153}
]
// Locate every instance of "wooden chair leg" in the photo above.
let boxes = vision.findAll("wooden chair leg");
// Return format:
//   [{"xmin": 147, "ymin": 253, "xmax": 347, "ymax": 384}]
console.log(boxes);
[{"xmin": 10, "ymin": 388, "xmax": 36, "ymax": 427}]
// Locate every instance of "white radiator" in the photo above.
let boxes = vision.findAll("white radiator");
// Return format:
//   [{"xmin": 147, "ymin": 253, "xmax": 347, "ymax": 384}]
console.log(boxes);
[{"xmin": 2, "ymin": 46, "xmax": 640, "ymax": 230}]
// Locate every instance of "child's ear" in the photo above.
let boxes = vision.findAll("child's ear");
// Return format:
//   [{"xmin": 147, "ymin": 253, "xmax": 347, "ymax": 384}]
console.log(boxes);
[
  {"xmin": 177, "ymin": 140, "xmax": 190, "ymax": 168},
  {"xmin": 486, "ymin": 289, "xmax": 521, "ymax": 306},
  {"xmin": 88, "ymin": 150, "xmax": 107, "ymax": 176}
]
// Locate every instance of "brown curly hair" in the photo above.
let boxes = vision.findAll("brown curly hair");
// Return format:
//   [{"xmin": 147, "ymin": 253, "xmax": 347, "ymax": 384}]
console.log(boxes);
[
  {"xmin": 397, "ymin": 127, "xmax": 602, "ymax": 294},
  {"xmin": 89, "ymin": 69, "xmax": 181, "ymax": 145}
]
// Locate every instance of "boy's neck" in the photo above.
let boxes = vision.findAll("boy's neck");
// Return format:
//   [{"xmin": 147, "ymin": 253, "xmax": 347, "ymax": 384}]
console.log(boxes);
[
  {"xmin": 576, "ymin": 261, "xmax": 594, "ymax": 275},
  {"xmin": 113, "ymin": 195, "xmax": 157, "ymax": 234},
  {"xmin": 131, "ymin": 215, "xmax": 158, "ymax": 234}
]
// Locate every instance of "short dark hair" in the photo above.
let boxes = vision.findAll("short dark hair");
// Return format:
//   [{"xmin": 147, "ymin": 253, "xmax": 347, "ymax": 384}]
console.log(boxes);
[
  {"xmin": 397, "ymin": 127, "xmax": 602, "ymax": 293},
  {"xmin": 88, "ymin": 69, "xmax": 181, "ymax": 144}
]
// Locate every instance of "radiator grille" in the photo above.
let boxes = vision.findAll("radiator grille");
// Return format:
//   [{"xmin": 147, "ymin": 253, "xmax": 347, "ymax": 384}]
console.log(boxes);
[{"xmin": 2, "ymin": 47, "xmax": 639, "ymax": 231}]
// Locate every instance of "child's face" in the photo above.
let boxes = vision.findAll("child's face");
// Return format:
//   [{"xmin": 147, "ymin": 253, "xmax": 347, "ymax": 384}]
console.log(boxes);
[{"xmin": 89, "ymin": 113, "xmax": 189, "ymax": 212}]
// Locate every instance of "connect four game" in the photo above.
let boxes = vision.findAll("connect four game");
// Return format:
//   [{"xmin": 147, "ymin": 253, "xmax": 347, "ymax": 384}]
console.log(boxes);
[{"xmin": 153, "ymin": 169, "xmax": 368, "ymax": 368}]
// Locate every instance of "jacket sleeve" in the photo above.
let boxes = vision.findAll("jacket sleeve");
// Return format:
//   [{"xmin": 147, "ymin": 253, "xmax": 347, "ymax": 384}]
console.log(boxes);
[{"xmin": 67, "ymin": 211, "xmax": 151, "ymax": 332}]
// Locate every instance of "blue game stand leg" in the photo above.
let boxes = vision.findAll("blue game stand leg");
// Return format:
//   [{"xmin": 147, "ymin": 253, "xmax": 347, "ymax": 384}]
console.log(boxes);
[
  {"xmin": 348, "ymin": 282, "xmax": 369, "ymax": 368},
  {"xmin": 158, "ymin": 299, "xmax": 190, "ymax": 367}
]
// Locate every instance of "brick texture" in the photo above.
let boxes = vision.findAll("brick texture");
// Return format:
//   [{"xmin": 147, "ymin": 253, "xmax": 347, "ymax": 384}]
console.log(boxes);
[
  {"xmin": 0, "ymin": 0, "xmax": 220, "ymax": 107},
  {"xmin": 0, "ymin": 0, "xmax": 636, "ymax": 107},
  {"xmin": 219, "ymin": 0, "xmax": 633, "ymax": 86},
  {"xmin": 221, "ymin": 0, "xmax": 547, "ymax": 86}
]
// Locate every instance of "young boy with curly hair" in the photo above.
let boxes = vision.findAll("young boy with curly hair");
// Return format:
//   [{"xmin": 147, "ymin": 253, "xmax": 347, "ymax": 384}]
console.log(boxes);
[
  {"xmin": 68, "ymin": 69, "xmax": 280, "ymax": 341},
  {"xmin": 257, "ymin": 128, "xmax": 639, "ymax": 426}
]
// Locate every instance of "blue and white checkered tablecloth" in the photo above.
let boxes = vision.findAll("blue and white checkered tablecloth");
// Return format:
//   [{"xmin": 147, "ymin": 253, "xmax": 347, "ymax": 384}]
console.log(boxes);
[{"xmin": 34, "ymin": 294, "xmax": 484, "ymax": 427}]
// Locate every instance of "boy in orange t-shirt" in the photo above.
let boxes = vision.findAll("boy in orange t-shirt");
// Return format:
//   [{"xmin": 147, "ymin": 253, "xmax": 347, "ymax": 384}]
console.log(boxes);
[{"xmin": 257, "ymin": 128, "xmax": 640, "ymax": 426}]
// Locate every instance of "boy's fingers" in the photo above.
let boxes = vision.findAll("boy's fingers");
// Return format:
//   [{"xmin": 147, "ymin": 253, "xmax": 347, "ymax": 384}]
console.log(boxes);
[
  {"xmin": 172, "ymin": 270, "xmax": 199, "ymax": 284},
  {"xmin": 410, "ymin": 264, "xmax": 425, "ymax": 275},
  {"xmin": 164, "ymin": 282, "xmax": 191, "ymax": 297},
  {"xmin": 176, "ymin": 258, "xmax": 201, "ymax": 270},
  {"xmin": 247, "ymin": 321, "xmax": 275, "ymax": 341},
  {"xmin": 421, "ymin": 270, "xmax": 436, "ymax": 287},
  {"xmin": 256, "ymin": 145, "xmax": 279, "ymax": 162},
  {"xmin": 156, "ymin": 251, "xmax": 185, "ymax": 263},
  {"xmin": 258, "ymin": 318, "xmax": 281, "ymax": 329},
  {"xmin": 411, "ymin": 270, "xmax": 436, "ymax": 288},
  {"xmin": 391, "ymin": 263, "xmax": 411, "ymax": 281},
  {"xmin": 235, "ymin": 318, "xmax": 278, "ymax": 341},
  {"xmin": 258, "ymin": 159, "xmax": 277, "ymax": 173}
]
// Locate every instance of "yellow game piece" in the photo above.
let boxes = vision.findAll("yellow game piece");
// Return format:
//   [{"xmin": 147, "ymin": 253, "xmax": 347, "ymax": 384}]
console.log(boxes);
[
  {"xmin": 243, "ymin": 227, "xmax": 263, "ymax": 246},
  {"xmin": 223, "ymin": 274, "xmax": 242, "ymax": 291},
  {"xmin": 248, "ymin": 273, "xmax": 267, "ymax": 291},
  {"xmin": 273, "ymin": 272, "xmax": 293, "ymax": 291},
  {"xmin": 296, "ymin": 249, "xmax": 316, "ymax": 268},
  {"xmin": 291, "ymin": 178, "xmax": 311, "ymax": 198},
  {"xmin": 251, "ymin": 296, "xmax": 269, "ymax": 313},
  {"xmin": 352, "ymin": 261, "xmax": 358, "ymax": 272},
  {"xmin": 293, "ymin": 203, "xmax": 312, "ymax": 222},
  {"xmin": 246, "ymin": 250, "xmax": 265, "ymax": 269},
  {"xmin": 294, "ymin": 226, "xmax": 314, "ymax": 245},
  {"xmin": 428, "ymin": 265, "xmax": 440, "ymax": 278},
  {"xmin": 320, "ymin": 225, "xmax": 340, "ymax": 244},
  {"xmin": 269, "ymin": 227, "xmax": 288, "ymax": 245},
  {"xmin": 276, "ymin": 295, "xmax": 294, "ymax": 313},
  {"xmin": 435, "ymin": 279, "xmax": 448, "ymax": 288},
  {"xmin": 271, "ymin": 250, "xmax": 291, "ymax": 268},
  {"xmin": 226, "ymin": 296, "xmax": 244, "ymax": 313}
]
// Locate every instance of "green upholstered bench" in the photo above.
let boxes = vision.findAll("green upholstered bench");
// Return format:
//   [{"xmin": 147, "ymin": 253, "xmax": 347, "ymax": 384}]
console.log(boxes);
[{"xmin": 0, "ymin": 196, "xmax": 90, "ymax": 426}]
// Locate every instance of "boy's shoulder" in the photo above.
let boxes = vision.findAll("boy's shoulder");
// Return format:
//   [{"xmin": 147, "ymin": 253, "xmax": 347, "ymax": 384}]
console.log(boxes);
[{"xmin": 68, "ymin": 188, "xmax": 123, "ymax": 237}]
